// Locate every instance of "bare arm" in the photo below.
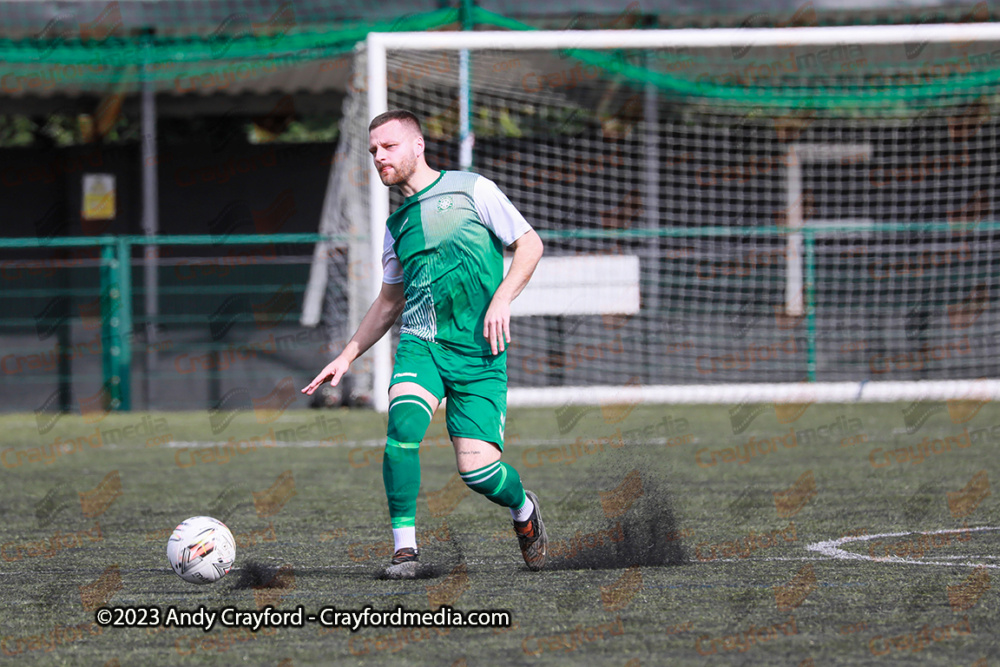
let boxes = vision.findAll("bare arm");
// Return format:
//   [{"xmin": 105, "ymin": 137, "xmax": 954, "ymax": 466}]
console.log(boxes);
[
  {"xmin": 483, "ymin": 229, "xmax": 544, "ymax": 354},
  {"xmin": 301, "ymin": 281, "xmax": 405, "ymax": 394}
]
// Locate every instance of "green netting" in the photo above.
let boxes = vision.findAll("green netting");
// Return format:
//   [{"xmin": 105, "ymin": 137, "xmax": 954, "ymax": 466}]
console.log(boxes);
[
  {"xmin": 1, "ymin": 4, "xmax": 998, "ymax": 113},
  {"xmin": 0, "ymin": 8, "xmax": 460, "ymax": 87}
]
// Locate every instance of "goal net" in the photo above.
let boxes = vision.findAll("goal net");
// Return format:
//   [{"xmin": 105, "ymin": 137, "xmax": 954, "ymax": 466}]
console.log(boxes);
[{"xmin": 317, "ymin": 24, "xmax": 1000, "ymax": 410}]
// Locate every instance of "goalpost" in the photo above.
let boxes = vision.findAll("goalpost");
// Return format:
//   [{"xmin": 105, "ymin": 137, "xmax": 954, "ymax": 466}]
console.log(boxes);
[{"xmin": 322, "ymin": 23, "xmax": 1000, "ymax": 411}]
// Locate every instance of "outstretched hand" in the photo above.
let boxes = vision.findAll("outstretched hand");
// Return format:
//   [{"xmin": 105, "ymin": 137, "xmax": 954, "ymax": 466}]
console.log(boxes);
[{"xmin": 301, "ymin": 357, "xmax": 350, "ymax": 395}]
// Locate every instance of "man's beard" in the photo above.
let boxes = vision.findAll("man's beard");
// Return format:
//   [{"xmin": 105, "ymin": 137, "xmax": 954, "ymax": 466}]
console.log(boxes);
[{"xmin": 379, "ymin": 153, "xmax": 417, "ymax": 186}]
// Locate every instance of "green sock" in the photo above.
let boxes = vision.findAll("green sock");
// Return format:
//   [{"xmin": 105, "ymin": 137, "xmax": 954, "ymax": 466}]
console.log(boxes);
[
  {"xmin": 382, "ymin": 438, "xmax": 420, "ymax": 529},
  {"xmin": 460, "ymin": 461, "xmax": 527, "ymax": 509}
]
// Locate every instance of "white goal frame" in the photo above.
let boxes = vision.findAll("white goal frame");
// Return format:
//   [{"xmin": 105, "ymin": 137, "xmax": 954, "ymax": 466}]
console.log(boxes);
[{"xmin": 364, "ymin": 24, "xmax": 1000, "ymax": 411}]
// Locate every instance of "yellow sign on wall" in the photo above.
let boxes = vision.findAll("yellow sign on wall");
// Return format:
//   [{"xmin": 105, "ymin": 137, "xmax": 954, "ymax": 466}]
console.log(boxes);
[{"xmin": 82, "ymin": 174, "xmax": 116, "ymax": 221}]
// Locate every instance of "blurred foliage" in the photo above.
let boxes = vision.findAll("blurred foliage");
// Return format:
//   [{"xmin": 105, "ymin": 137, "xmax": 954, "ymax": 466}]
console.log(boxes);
[{"xmin": 0, "ymin": 112, "xmax": 340, "ymax": 147}]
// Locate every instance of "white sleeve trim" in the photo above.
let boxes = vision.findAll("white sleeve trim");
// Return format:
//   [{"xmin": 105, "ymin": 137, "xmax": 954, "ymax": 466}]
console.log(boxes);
[
  {"xmin": 381, "ymin": 226, "xmax": 404, "ymax": 284},
  {"xmin": 473, "ymin": 176, "xmax": 532, "ymax": 247}
]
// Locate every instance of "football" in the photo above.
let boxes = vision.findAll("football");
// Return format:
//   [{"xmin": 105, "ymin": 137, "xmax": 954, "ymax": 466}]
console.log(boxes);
[{"xmin": 166, "ymin": 516, "xmax": 236, "ymax": 584}]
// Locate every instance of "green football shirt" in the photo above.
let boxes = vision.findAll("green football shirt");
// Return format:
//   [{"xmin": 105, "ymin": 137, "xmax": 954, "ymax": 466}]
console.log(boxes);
[{"xmin": 381, "ymin": 170, "xmax": 532, "ymax": 356}]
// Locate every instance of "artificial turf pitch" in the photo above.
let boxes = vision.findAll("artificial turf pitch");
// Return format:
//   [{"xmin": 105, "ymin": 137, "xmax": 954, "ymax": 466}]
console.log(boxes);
[{"xmin": 0, "ymin": 401, "xmax": 997, "ymax": 665}]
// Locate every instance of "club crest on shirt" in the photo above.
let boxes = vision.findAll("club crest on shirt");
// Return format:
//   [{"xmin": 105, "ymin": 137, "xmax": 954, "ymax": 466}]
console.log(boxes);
[{"xmin": 436, "ymin": 196, "xmax": 454, "ymax": 211}]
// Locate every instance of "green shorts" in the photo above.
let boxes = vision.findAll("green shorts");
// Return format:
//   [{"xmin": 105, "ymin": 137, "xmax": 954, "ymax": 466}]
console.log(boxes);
[{"xmin": 389, "ymin": 334, "xmax": 508, "ymax": 448}]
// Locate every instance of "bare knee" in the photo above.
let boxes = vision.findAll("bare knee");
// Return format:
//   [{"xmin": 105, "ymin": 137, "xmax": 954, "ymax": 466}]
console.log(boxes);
[{"xmin": 452, "ymin": 437, "xmax": 501, "ymax": 473}]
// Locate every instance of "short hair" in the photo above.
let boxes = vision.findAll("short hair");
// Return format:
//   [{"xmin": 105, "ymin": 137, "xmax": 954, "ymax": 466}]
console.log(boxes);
[{"xmin": 369, "ymin": 109, "xmax": 423, "ymax": 136}]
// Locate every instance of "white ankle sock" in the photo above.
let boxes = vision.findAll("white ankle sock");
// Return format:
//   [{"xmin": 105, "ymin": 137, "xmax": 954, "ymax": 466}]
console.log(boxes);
[
  {"xmin": 393, "ymin": 526, "xmax": 417, "ymax": 551},
  {"xmin": 510, "ymin": 496, "xmax": 535, "ymax": 523}
]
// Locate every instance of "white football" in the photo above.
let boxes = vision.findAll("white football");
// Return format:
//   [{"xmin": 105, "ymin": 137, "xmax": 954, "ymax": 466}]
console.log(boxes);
[{"xmin": 166, "ymin": 516, "xmax": 236, "ymax": 584}]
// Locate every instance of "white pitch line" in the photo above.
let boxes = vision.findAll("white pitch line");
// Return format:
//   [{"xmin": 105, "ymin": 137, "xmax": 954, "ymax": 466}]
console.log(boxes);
[{"xmin": 805, "ymin": 526, "xmax": 1000, "ymax": 569}]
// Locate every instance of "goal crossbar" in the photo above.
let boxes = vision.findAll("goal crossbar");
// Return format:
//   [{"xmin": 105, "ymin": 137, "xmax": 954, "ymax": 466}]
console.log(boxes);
[{"xmin": 368, "ymin": 24, "xmax": 1000, "ymax": 52}]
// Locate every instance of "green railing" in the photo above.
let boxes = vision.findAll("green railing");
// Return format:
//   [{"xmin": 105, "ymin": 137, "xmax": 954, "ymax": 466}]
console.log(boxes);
[
  {"xmin": 0, "ymin": 233, "xmax": 340, "ymax": 412},
  {"xmin": 1, "ymin": 222, "xmax": 994, "ymax": 411}
]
